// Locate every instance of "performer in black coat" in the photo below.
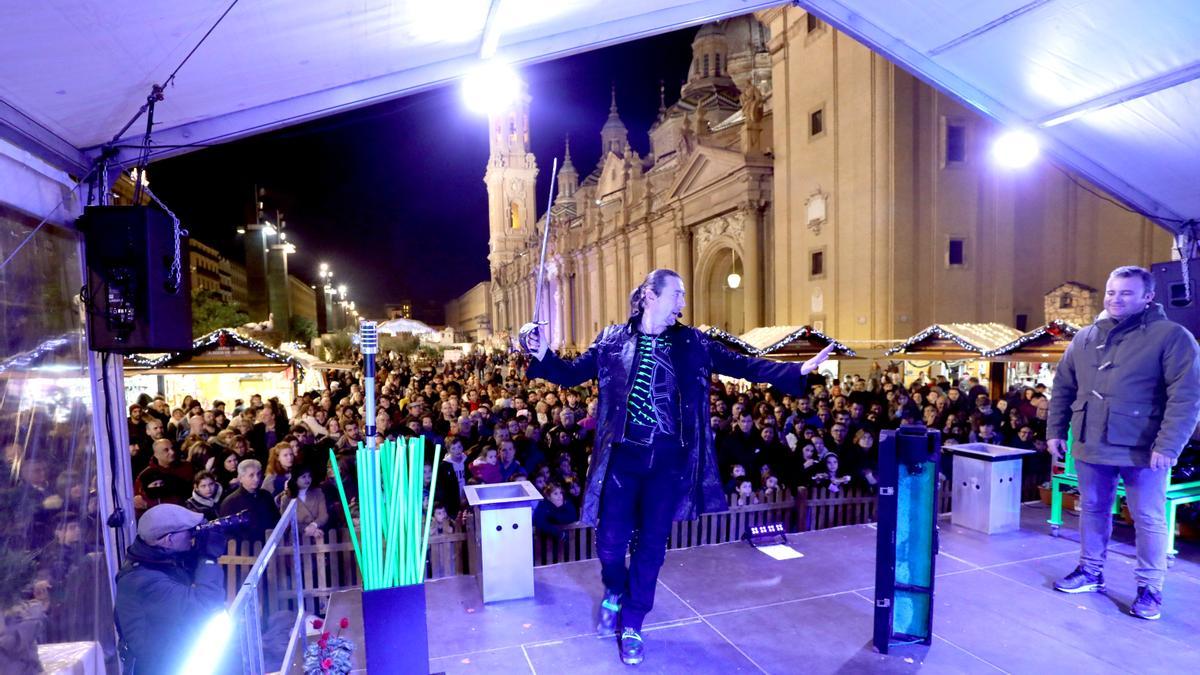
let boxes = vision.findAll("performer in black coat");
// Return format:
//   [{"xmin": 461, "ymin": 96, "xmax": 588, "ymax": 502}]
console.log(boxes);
[{"xmin": 523, "ymin": 268, "xmax": 833, "ymax": 665}]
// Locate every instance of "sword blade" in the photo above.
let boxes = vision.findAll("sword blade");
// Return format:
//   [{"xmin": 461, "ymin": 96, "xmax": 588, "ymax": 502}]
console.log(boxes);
[{"xmin": 532, "ymin": 156, "xmax": 559, "ymax": 328}]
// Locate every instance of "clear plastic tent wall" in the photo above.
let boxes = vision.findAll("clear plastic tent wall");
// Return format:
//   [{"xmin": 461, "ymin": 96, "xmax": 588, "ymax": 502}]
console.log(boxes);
[{"xmin": 0, "ymin": 207, "xmax": 116, "ymax": 670}]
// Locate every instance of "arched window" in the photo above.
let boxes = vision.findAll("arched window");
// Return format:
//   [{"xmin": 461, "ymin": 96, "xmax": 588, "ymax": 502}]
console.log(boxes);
[
  {"xmin": 702, "ymin": 54, "xmax": 710, "ymax": 77},
  {"xmin": 510, "ymin": 202, "xmax": 521, "ymax": 229},
  {"xmin": 715, "ymin": 53, "xmax": 721, "ymax": 76}
]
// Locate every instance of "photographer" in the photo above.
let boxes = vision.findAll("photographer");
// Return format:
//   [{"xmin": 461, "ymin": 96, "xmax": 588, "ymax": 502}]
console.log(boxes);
[{"xmin": 114, "ymin": 504, "xmax": 227, "ymax": 674}]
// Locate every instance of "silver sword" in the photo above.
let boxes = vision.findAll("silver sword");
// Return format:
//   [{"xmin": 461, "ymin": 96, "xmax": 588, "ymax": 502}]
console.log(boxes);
[{"xmin": 521, "ymin": 157, "xmax": 558, "ymax": 352}]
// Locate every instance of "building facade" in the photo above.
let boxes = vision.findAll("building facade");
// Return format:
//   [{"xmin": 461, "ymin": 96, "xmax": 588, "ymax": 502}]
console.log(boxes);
[
  {"xmin": 464, "ymin": 10, "xmax": 1171, "ymax": 351},
  {"xmin": 444, "ymin": 281, "xmax": 492, "ymax": 342},
  {"xmin": 188, "ymin": 238, "xmax": 234, "ymax": 303}
]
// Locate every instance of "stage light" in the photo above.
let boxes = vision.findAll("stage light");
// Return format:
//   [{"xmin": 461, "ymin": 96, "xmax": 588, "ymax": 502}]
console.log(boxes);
[
  {"xmin": 236, "ymin": 227, "xmax": 245, "ymax": 235},
  {"xmin": 178, "ymin": 611, "xmax": 232, "ymax": 675},
  {"xmin": 263, "ymin": 222, "xmax": 278, "ymax": 236},
  {"xmin": 338, "ymin": 284, "xmax": 347, "ymax": 298},
  {"xmin": 462, "ymin": 61, "xmax": 521, "ymax": 115},
  {"xmin": 319, "ymin": 262, "xmax": 329, "ymax": 272},
  {"xmin": 279, "ymin": 232, "xmax": 287, "ymax": 241},
  {"xmin": 991, "ymin": 129, "xmax": 1040, "ymax": 169},
  {"xmin": 726, "ymin": 272, "xmax": 742, "ymax": 289}
]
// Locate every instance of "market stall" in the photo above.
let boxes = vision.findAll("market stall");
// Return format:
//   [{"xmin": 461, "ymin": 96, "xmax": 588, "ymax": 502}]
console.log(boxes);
[
  {"xmin": 884, "ymin": 323, "xmax": 1024, "ymax": 399},
  {"xmin": 982, "ymin": 320, "xmax": 1079, "ymax": 391},
  {"xmin": 123, "ymin": 328, "xmax": 306, "ymax": 408}
]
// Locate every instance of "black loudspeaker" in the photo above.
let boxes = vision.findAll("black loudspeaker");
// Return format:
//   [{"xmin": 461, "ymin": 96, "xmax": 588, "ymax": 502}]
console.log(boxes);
[
  {"xmin": 80, "ymin": 205, "xmax": 192, "ymax": 353},
  {"xmin": 1151, "ymin": 259, "xmax": 1200, "ymax": 339}
]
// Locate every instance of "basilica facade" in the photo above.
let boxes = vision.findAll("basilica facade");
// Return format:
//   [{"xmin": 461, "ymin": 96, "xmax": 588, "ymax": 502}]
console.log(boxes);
[{"xmin": 468, "ymin": 9, "xmax": 1171, "ymax": 353}]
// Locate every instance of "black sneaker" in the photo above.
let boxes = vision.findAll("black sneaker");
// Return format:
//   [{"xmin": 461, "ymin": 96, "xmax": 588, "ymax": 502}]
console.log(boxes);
[
  {"xmin": 619, "ymin": 628, "xmax": 645, "ymax": 665},
  {"xmin": 1053, "ymin": 566, "xmax": 1106, "ymax": 593},
  {"xmin": 1130, "ymin": 585, "xmax": 1162, "ymax": 620},
  {"xmin": 596, "ymin": 591, "xmax": 622, "ymax": 636}
]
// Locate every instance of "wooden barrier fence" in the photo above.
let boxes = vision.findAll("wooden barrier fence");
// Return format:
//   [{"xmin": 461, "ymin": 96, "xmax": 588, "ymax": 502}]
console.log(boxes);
[{"xmin": 219, "ymin": 485, "xmax": 954, "ymax": 610}]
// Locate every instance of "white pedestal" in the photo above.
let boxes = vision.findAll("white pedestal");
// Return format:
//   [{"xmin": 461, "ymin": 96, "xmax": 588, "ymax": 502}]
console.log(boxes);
[
  {"xmin": 950, "ymin": 443, "xmax": 1035, "ymax": 534},
  {"xmin": 465, "ymin": 481, "xmax": 543, "ymax": 603}
]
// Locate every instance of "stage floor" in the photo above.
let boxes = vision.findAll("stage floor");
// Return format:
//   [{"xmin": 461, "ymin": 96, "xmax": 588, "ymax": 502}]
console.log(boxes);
[{"xmin": 323, "ymin": 503, "xmax": 1200, "ymax": 674}]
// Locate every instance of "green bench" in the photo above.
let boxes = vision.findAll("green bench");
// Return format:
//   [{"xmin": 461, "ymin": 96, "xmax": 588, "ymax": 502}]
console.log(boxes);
[{"xmin": 1048, "ymin": 431, "xmax": 1200, "ymax": 561}]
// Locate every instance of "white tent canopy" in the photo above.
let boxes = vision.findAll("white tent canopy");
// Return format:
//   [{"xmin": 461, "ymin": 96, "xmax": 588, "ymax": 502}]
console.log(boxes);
[
  {"xmin": 0, "ymin": 0, "xmax": 778, "ymax": 173},
  {"xmin": 377, "ymin": 317, "xmax": 435, "ymax": 335},
  {"xmin": 1, "ymin": 1, "xmax": 1196, "ymax": 231}
]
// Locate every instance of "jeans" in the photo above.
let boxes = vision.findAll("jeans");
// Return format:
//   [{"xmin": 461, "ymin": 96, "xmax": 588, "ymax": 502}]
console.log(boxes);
[
  {"xmin": 597, "ymin": 440, "xmax": 687, "ymax": 631},
  {"xmin": 1076, "ymin": 459, "xmax": 1170, "ymax": 591}
]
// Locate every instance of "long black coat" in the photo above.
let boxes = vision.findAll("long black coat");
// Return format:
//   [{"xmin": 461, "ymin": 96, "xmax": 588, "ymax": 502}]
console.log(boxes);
[{"xmin": 528, "ymin": 322, "xmax": 807, "ymax": 525}]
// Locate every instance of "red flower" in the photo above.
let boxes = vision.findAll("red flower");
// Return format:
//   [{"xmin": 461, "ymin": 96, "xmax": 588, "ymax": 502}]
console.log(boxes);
[
  {"xmin": 340, "ymin": 617, "xmax": 350, "ymax": 629},
  {"xmin": 321, "ymin": 631, "xmax": 331, "ymax": 641},
  {"xmin": 312, "ymin": 618, "xmax": 324, "ymax": 629},
  {"xmin": 321, "ymin": 657, "xmax": 333, "ymax": 670}
]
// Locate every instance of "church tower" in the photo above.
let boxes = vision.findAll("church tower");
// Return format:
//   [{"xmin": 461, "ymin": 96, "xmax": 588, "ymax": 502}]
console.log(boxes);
[
  {"xmin": 484, "ymin": 87, "xmax": 538, "ymax": 270},
  {"xmin": 600, "ymin": 85, "xmax": 629, "ymax": 157}
]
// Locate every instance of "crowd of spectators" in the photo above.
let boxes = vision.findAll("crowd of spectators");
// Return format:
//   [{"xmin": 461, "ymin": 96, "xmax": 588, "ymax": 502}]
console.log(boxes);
[{"xmin": 123, "ymin": 348, "xmax": 1059, "ymax": 549}]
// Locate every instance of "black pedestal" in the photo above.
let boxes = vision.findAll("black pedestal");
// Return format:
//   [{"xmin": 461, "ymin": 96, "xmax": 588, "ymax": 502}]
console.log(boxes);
[{"xmin": 362, "ymin": 583, "xmax": 429, "ymax": 674}]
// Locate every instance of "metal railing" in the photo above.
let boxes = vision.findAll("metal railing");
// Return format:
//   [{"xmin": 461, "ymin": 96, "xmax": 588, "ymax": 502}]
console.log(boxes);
[{"xmin": 226, "ymin": 499, "xmax": 305, "ymax": 674}]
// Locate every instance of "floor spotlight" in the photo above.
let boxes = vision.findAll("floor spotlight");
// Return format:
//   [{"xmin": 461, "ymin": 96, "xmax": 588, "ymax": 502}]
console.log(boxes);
[
  {"xmin": 178, "ymin": 611, "xmax": 233, "ymax": 675},
  {"xmin": 991, "ymin": 129, "xmax": 1040, "ymax": 169},
  {"xmin": 462, "ymin": 61, "xmax": 521, "ymax": 116}
]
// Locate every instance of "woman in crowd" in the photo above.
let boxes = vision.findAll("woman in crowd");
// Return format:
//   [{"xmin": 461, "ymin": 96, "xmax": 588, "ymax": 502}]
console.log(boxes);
[
  {"xmin": 264, "ymin": 442, "xmax": 296, "ymax": 497},
  {"xmin": 279, "ymin": 467, "xmax": 328, "ymax": 538}
]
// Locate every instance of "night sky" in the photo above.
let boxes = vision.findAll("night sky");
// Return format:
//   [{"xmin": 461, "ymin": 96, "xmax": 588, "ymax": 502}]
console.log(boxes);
[{"xmin": 148, "ymin": 27, "xmax": 698, "ymax": 319}]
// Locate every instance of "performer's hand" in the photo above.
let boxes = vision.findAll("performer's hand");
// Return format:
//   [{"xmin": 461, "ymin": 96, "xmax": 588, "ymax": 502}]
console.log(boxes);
[
  {"xmin": 519, "ymin": 322, "xmax": 549, "ymax": 361},
  {"xmin": 1150, "ymin": 450, "xmax": 1176, "ymax": 470},
  {"xmin": 1047, "ymin": 438, "xmax": 1068, "ymax": 460},
  {"xmin": 801, "ymin": 343, "xmax": 838, "ymax": 375}
]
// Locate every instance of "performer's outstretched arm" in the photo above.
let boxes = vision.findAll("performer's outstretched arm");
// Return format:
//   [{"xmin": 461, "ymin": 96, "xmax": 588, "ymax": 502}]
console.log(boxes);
[
  {"xmin": 526, "ymin": 328, "xmax": 605, "ymax": 386},
  {"xmin": 707, "ymin": 339, "xmax": 836, "ymax": 395}
]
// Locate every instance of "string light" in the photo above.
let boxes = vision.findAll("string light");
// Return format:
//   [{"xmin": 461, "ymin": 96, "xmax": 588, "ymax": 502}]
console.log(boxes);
[
  {"xmin": 885, "ymin": 323, "xmax": 1024, "ymax": 356},
  {"xmin": 125, "ymin": 328, "xmax": 306, "ymax": 376},
  {"xmin": 702, "ymin": 326, "xmax": 855, "ymax": 357},
  {"xmin": 983, "ymin": 320, "xmax": 1079, "ymax": 358}
]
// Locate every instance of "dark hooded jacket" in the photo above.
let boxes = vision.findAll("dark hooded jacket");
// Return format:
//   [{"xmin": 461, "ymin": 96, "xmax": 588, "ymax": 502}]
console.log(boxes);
[
  {"xmin": 1049, "ymin": 303, "xmax": 1200, "ymax": 466},
  {"xmin": 528, "ymin": 322, "xmax": 807, "ymax": 525},
  {"xmin": 114, "ymin": 538, "xmax": 225, "ymax": 674}
]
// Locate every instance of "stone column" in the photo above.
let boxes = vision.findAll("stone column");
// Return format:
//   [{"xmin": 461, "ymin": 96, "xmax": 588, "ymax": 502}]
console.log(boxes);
[
  {"xmin": 742, "ymin": 202, "xmax": 763, "ymax": 329},
  {"xmin": 243, "ymin": 223, "xmax": 269, "ymax": 321},
  {"xmin": 674, "ymin": 214, "xmax": 694, "ymax": 324},
  {"xmin": 267, "ymin": 243, "xmax": 291, "ymax": 333}
]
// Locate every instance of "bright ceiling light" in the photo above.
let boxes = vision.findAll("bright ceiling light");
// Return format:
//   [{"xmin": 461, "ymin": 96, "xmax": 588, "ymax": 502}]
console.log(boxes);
[
  {"xmin": 727, "ymin": 272, "xmax": 742, "ymax": 289},
  {"xmin": 462, "ymin": 61, "xmax": 521, "ymax": 116},
  {"xmin": 991, "ymin": 129, "xmax": 1040, "ymax": 169}
]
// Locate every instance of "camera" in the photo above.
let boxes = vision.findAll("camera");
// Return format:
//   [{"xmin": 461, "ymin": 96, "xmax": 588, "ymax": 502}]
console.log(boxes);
[{"xmin": 193, "ymin": 510, "xmax": 250, "ymax": 535}]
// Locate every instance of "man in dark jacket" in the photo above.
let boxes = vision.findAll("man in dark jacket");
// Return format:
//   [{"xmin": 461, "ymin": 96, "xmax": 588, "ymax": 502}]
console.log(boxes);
[
  {"xmin": 219, "ymin": 458, "xmax": 280, "ymax": 543},
  {"xmin": 522, "ymin": 269, "xmax": 833, "ymax": 665},
  {"xmin": 114, "ymin": 504, "xmax": 226, "ymax": 674},
  {"xmin": 1048, "ymin": 266, "xmax": 1200, "ymax": 621}
]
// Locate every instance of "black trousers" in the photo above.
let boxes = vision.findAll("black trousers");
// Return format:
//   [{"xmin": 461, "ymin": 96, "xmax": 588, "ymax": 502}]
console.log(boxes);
[{"xmin": 597, "ymin": 440, "xmax": 687, "ymax": 631}]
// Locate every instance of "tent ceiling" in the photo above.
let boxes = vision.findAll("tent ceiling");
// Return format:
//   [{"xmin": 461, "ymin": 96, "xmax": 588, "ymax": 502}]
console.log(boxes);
[
  {"xmin": 0, "ymin": 1, "xmax": 1195, "ymax": 232},
  {"xmin": 802, "ymin": 0, "xmax": 1200, "ymax": 231},
  {"xmin": 0, "ymin": 0, "xmax": 777, "ymax": 173}
]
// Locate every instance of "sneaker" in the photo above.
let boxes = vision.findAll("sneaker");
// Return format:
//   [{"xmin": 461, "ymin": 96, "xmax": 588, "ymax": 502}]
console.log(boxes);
[
  {"xmin": 1053, "ymin": 566, "xmax": 1106, "ymax": 593},
  {"xmin": 596, "ymin": 591, "xmax": 622, "ymax": 636},
  {"xmin": 619, "ymin": 628, "xmax": 645, "ymax": 665},
  {"xmin": 1130, "ymin": 585, "xmax": 1162, "ymax": 620}
]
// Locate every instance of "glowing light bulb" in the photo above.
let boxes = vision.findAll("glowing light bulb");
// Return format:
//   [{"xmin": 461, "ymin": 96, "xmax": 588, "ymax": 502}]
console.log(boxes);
[
  {"xmin": 462, "ymin": 61, "xmax": 521, "ymax": 115},
  {"xmin": 991, "ymin": 129, "xmax": 1040, "ymax": 169}
]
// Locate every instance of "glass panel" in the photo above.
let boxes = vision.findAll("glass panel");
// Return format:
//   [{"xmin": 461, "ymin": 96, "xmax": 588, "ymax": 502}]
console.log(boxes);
[{"xmin": 0, "ymin": 205, "xmax": 117, "ymax": 671}]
